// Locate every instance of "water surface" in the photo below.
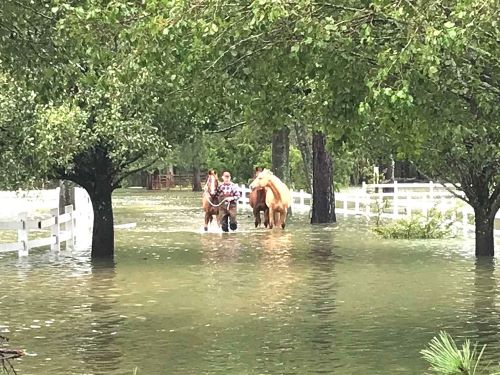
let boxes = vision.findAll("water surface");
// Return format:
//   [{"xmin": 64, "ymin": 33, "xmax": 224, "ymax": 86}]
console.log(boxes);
[{"xmin": 1, "ymin": 189, "xmax": 500, "ymax": 374}]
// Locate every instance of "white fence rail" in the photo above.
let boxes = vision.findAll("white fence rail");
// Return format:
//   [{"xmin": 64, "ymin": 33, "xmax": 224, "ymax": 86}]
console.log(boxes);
[
  {"xmin": 0, "ymin": 187, "xmax": 93, "ymax": 256},
  {"xmin": 0, "ymin": 205, "xmax": 76, "ymax": 256},
  {"xmin": 238, "ymin": 182, "xmax": 500, "ymax": 237},
  {"xmin": 237, "ymin": 184, "xmax": 312, "ymax": 213}
]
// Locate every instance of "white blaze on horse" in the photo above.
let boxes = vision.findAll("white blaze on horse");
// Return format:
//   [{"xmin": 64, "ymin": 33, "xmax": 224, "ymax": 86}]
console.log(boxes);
[
  {"xmin": 249, "ymin": 169, "xmax": 291, "ymax": 229},
  {"xmin": 202, "ymin": 172, "xmax": 220, "ymax": 231}
]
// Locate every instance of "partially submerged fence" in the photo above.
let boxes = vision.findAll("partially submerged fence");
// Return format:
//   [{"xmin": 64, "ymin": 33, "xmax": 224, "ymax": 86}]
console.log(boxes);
[
  {"xmin": 238, "ymin": 182, "xmax": 500, "ymax": 236},
  {"xmin": 0, "ymin": 187, "xmax": 93, "ymax": 256},
  {"xmin": 0, "ymin": 205, "xmax": 76, "ymax": 256}
]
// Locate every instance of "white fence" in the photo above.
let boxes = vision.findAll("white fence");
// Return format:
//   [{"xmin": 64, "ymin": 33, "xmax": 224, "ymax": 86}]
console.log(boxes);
[
  {"xmin": 238, "ymin": 182, "xmax": 500, "ymax": 236},
  {"xmin": 0, "ymin": 187, "xmax": 93, "ymax": 256},
  {"xmin": 237, "ymin": 184, "xmax": 312, "ymax": 213}
]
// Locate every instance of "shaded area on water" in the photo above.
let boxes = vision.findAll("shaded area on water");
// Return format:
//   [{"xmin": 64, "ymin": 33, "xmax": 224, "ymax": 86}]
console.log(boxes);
[{"xmin": 1, "ymin": 189, "xmax": 499, "ymax": 374}]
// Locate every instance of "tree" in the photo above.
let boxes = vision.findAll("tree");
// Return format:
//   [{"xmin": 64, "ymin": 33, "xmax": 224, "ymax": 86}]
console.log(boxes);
[
  {"xmin": 353, "ymin": 0, "xmax": 500, "ymax": 256},
  {"xmin": 0, "ymin": 1, "xmax": 209, "ymax": 258}
]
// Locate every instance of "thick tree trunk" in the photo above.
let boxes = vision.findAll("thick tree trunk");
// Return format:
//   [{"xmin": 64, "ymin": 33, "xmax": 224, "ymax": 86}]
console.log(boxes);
[
  {"xmin": 192, "ymin": 166, "xmax": 202, "ymax": 192},
  {"xmin": 474, "ymin": 207, "xmax": 495, "ymax": 257},
  {"xmin": 88, "ymin": 177, "xmax": 115, "ymax": 259},
  {"xmin": 272, "ymin": 127, "xmax": 291, "ymax": 185},
  {"xmin": 311, "ymin": 131, "xmax": 336, "ymax": 224},
  {"xmin": 67, "ymin": 147, "xmax": 116, "ymax": 259},
  {"xmin": 293, "ymin": 122, "xmax": 313, "ymax": 193}
]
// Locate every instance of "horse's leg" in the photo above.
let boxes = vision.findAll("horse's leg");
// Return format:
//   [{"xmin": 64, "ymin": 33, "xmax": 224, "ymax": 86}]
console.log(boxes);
[
  {"xmin": 275, "ymin": 211, "xmax": 280, "ymax": 229},
  {"xmin": 215, "ymin": 209, "xmax": 221, "ymax": 227},
  {"xmin": 268, "ymin": 206, "xmax": 274, "ymax": 229},
  {"xmin": 281, "ymin": 208, "xmax": 287, "ymax": 229},
  {"xmin": 204, "ymin": 211, "xmax": 210, "ymax": 231},
  {"xmin": 253, "ymin": 206, "xmax": 261, "ymax": 227},
  {"xmin": 264, "ymin": 207, "xmax": 269, "ymax": 228}
]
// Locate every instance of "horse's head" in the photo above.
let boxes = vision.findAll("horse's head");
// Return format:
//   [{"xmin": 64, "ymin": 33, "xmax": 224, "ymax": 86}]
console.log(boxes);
[
  {"xmin": 206, "ymin": 173, "xmax": 219, "ymax": 196},
  {"xmin": 249, "ymin": 168, "xmax": 273, "ymax": 190}
]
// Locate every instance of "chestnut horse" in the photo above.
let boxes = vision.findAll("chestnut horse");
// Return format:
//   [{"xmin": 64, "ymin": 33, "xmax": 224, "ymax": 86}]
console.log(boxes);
[
  {"xmin": 249, "ymin": 169, "xmax": 291, "ymax": 229},
  {"xmin": 249, "ymin": 188, "xmax": 269, "ymax": 228},
  {"xmin": 202, "ymin": 173, "xmax": 220, "ymax": 231}
]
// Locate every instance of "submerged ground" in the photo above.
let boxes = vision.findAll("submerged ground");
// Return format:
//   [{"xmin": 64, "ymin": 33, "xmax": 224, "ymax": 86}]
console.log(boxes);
[{"xmin": 1, "ymin": 189, "xmax": 499, "ymax": 374}]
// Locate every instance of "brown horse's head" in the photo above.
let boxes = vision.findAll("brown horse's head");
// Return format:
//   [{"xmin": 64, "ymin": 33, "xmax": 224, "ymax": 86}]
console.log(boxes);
[
  {"xmin": 249, "ymin": 168, "xmax": 272, "ymax": 190},
  {"xmin": 205, "ymin": 172, "xmax": 219, "ymax": 196}
]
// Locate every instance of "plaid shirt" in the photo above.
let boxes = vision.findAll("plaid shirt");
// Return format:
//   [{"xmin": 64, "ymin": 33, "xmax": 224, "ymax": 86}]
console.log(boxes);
[{"xmin": 216, "ymin": 182, "xmax": 241, "ymax": 200}]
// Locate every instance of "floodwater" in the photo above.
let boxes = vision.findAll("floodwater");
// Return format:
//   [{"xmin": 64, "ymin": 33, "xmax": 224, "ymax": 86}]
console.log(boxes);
[{"xmin": 1, "ymin": 189, "xmax": 500, "ymax": 374}]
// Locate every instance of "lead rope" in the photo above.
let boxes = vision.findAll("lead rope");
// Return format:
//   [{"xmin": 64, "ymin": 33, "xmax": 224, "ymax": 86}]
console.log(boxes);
[{"xmin": 206, "ymin": 196, "xmax": 232, "ymax": 208}]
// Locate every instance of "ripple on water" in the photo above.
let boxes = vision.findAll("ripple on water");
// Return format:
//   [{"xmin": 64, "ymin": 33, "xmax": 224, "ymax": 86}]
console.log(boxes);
[{"xmin": 1, "ymin": 190, "xmax": 499, "ymax": 374}]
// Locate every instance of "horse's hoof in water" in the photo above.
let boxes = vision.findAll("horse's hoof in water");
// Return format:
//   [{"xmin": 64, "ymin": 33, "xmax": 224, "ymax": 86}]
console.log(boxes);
[
  {"xmin": 204, "ymin": 227, "xmax": 208, "ymax": 231},
  {"xmin": 230, "ymin": 222, "xmax": 237, "ymax": 231},
  {"xmin": 281, "ymin": 224, "xmax": 285, "ymax": 229}
]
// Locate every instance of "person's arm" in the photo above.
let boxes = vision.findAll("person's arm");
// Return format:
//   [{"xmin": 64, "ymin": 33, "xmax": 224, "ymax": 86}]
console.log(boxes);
[{"xmin": 232, "ymin": 184, "xmax": 241, "ymax": 200}]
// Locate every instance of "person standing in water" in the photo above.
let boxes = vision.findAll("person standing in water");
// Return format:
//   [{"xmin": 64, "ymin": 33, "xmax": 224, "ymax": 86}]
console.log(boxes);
[{"xmin": 216, "ymin": 171, "xmax": 241, "ymax": 232}]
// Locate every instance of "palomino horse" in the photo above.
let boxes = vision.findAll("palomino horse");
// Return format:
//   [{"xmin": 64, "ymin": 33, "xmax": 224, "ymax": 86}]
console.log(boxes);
[
  {"xmin": 202, "ymin": 172, "xmax": 220, "ymax": 231},
  {"xmin": 249, "ymin": 188, "xmax": 269, "ymax": 228},
  {"xmin": 249, "ymin": 169, "xmax": 291, "ymax": 229}
]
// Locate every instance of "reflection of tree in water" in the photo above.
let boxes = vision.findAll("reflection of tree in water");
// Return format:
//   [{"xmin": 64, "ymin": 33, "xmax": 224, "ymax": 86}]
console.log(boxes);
[
  {"xmin": 76, "ymin": 259, "xmax": 124, "ymax": 373},
  {"xmin": 305, "ymin": 235, "xmax": 339, "ymax": 372},
  {"xmin": 472, "ymin": 257, "xmax": 500, "ymax": 362}
]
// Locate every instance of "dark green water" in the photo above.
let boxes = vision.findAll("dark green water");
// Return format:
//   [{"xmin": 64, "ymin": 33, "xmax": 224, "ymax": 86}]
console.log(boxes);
[{"xmin": 1, "ymin": 189, "xmax": 500, "ymax": 374}]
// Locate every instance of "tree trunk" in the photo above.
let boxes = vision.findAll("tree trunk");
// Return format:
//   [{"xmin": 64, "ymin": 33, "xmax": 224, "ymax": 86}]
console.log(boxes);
[
  {"xmin": 272, "ymin": 127, "xmax": 291, "ymax": 185},
  {"xmin": 59, "ymin": 180, "xmax": 75, "ymax": 214},
  {"xmin": 88, "ymin": 178, "xmax": 115, "ymax": 259},
  {"xmin": 192, "ymin": 165, "xmax": 202, "ymax": 192},
  {"xmin": 68, "ymin": 147, "xmax": 116, "ymax": 259},
  {"xmin": 311, "ymin": 131, "xmax": 336, "ymax": 224},
  {"xmin": 474, "ymin": 207, "xmax": 495, "ymax": 257},
  {"xmin": 293, "ymin": 121, "xmax": 313, "ymax": 193}
]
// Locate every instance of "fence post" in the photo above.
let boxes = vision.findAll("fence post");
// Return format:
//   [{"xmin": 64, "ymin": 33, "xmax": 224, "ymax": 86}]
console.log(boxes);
[
  {"xmin": 361, "ymin": 181, "xmax": 367, "ymax": 194},
  {"xmin": 299, "ymin": 189, "xmax": 305, "ymax": 208},
  {"xmin": 429, "ymin": 181, "xmax": 434, "ymax": 202},
  {"xmin": 17, "ymin": 212, "xmax": 28, "ymax": 257},
  {"xmin": 392, "ymin": 180, "xmax": 399, "ymax": 219},
  {"xmin": 355, "ymin": 194, "xmax": 360, "ymax": 215},
  {"xmin": 406, "ymin": 194, "xmax": 412, "ymax": 217},
  {"xmin": 65, "ymin": 205, "xmax": 75, "ymax": 250},
  {"xmin": 343, "ymin": 198, "xmax": 348, "ymax": 218},
  {"xmin": 51, "ymin": 207, "xmax": 60, "ymax": 252}
]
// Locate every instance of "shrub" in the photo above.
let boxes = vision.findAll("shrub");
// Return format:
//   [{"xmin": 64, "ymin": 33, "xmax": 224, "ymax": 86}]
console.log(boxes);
[
  {"xmin": 372, "ymin": 208, "xmax": 455, "ymax": 239},
  {"xmin": 421, "ymin": 331, "xmax": 488, "ymax": 374}
]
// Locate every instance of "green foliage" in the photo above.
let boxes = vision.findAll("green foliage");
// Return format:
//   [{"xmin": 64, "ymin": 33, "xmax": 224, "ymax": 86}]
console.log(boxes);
[
  {"xmin": 372, "ymin": 208, "xmax": 455, "ymax": 239},
  {"xmin": 289, "ymin": 146, "xmax": 308, "ymax": 191},
  {"xmin": 421, "ymin": 331, "xmax": 487, "ymax": 375}
]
